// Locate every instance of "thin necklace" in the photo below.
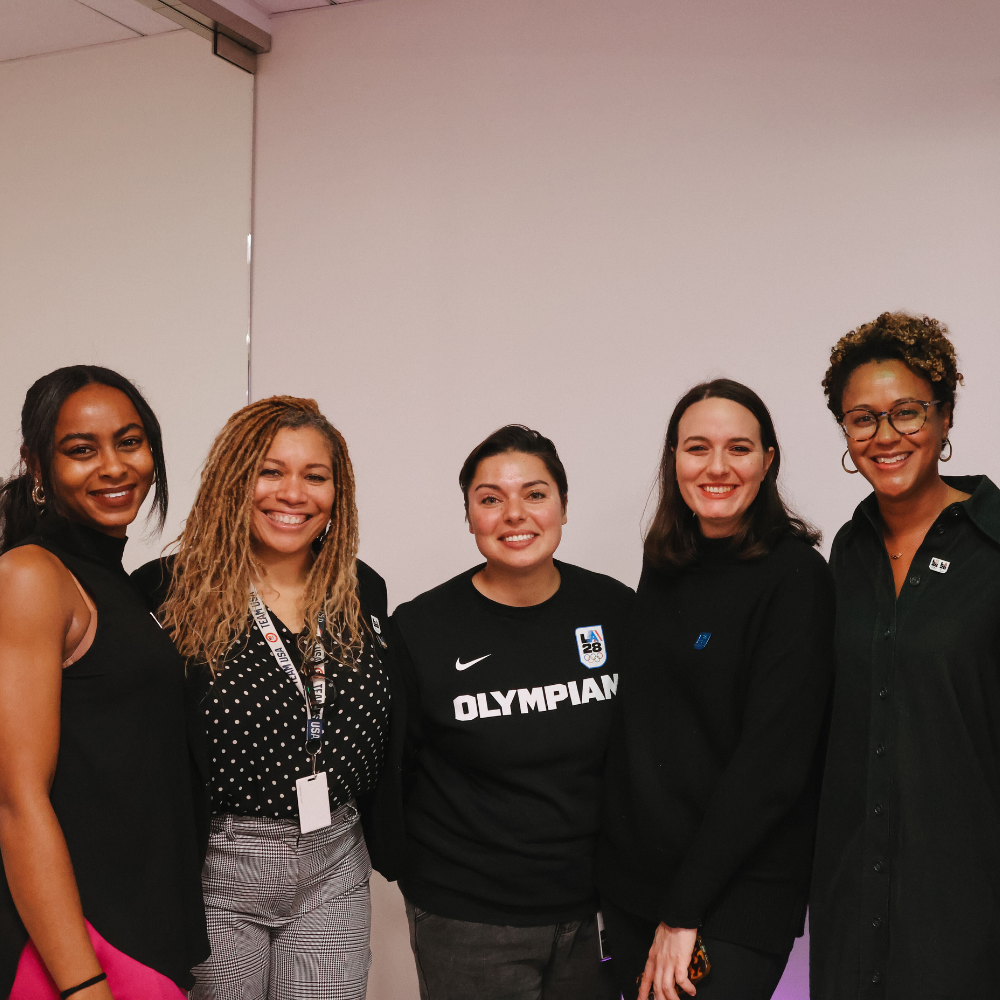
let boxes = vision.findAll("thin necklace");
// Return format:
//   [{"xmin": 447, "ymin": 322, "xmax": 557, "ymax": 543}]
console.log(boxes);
[{"xmin": 883, "ymin": 533, "xmax": 902, "ymax": 560}]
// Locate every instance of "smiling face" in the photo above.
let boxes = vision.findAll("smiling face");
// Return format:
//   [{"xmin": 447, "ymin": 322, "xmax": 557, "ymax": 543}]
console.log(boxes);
[
  {"xmin": 251, "ymin": 426, "xmax": 335, "ymax": 558},
  {"xmin": 38, "ymin": 383, "xmax": 155, "ymax": 537},
  {"xmin": 674, "ymin": 396, "xmax": 775, "ymax": 538},
  {"xmin": 467, "ymin": 451, "xmax": 567, "ymax": 572},
  {"xmin": 840, "ymin": 359, "xmax": 950, "ymax": 500}
]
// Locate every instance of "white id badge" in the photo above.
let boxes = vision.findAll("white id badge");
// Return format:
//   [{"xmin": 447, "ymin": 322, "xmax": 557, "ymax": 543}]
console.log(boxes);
[{"xmin": 295, "ymin": 771, "xmax": 332, "ymax": 833}]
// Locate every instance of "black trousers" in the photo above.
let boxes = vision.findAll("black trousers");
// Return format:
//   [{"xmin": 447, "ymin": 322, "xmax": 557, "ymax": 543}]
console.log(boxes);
[
  {"xmin": 405, "ymin": 899, "xmax": 619, "ymax": 1000},
  {"xmin": 600, "ymin": 899, "xmax": 790, "ymax": 1000}
]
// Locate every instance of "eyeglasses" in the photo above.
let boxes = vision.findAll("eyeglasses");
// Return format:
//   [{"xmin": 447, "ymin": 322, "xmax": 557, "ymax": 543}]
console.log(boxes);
[{"xmin": 840, "ymin": 400, "xmax": 941, "ymax": 442}]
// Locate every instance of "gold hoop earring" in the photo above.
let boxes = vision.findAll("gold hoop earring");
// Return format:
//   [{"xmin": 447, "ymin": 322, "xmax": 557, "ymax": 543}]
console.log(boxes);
[
  {"xmin": 31, "ymin": 481, "xmax": 46, "ymax": 506},
  {"xmin": 940, "ymin": 438, "xmax": 953, "ymax": 462},
  {"xmin": 841, "ymin": 449, "xmax": 859, "ymax": 474}
]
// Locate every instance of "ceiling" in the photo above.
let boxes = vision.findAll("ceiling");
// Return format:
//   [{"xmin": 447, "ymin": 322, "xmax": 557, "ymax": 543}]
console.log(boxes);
[{"xmin": 0, "ymin": 0, "xmax": 358, "ymax": 64}]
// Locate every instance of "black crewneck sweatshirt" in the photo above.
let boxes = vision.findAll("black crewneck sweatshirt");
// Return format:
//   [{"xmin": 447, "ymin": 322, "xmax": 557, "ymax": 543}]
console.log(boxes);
[
  {"xmin": 394, "ymin": 560, "xmax": 634, "ymax": 926},
  {"xmin": 598, "ymin": 532, "xmax": 834, "ymax": 956}
]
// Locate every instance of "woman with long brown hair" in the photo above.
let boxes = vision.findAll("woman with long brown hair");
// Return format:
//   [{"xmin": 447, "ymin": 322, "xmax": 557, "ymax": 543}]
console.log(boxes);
[
  {"xmin": 598, "ymin": 379, "xmax": 835, "ymax": 1000},
  {"xmin": 133, "ymin": 396, "xmax": 390, "ymax": 1000}
]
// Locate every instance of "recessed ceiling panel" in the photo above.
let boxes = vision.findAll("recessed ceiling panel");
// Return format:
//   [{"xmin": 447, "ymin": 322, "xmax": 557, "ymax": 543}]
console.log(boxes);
[
  {"xmin": 78, "ymin": 0, "xmax": 180, "ymax": 34},
  {"xmin": 253, "ymin": 0, "xmax": 326, "ymax": 12},
  {"xmin": 0, "ymin": 0, "xmax": 137, "ymax": 62}
]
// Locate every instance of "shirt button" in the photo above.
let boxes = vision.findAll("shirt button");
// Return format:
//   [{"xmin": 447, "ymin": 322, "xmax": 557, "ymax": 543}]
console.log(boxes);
[
  {"xmin": 879, "ymin": 687, "xmax": 888, "ymax": 699},
  {"xmin": 874, "ymin": 803, "xmax": 884, "ymax": 815},
  {"xmin": 872, "ymin": 971, "xmax": 882, "ymax": 984},
  {"xmin": 874, "ymin": 861, "xmax": 884, "ymax": 873},
  {"xmin": 872, "ymin": 916, "xmax": 882, "ymax": 928},
  {"xmin": 935, "ymin": 524, "xmax": 945, "ymax": 534},
  {"xmin": 875, "ymin": 744, "xmax": 885, "ymax": 756},
  {"xmin": 883, "ymin": 629, "xmax": 891, "ymax": 639},
  {"xmin": 909, "ymin": 574, "xmax": 921, "ymax": 586}
]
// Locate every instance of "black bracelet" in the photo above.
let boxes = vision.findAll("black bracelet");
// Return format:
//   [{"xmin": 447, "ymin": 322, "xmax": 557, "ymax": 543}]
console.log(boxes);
[{"xmin": 60, "ymin": 972, "xmax": 106, "ymax": 998}]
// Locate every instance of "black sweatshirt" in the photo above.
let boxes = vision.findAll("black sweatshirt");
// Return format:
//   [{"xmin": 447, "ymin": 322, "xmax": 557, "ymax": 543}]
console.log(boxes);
[
  {"xmin": 598, "ymin": 532, "xmax": 834, "ymax": 956},
  {"xmin": 393, "ymin": 561, "xmax": 634, "ymax": 926}
]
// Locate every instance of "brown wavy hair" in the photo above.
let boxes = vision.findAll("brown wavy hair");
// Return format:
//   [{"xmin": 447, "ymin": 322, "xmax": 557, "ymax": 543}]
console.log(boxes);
[
  {"xmin": 160, "ymin": 396, "xmax": 363, "ymax": 674},
  {"xmin": 822, "ymin": 311, "xmax": 963, "ymax": 420},
  {"xmin": 644, "ymin": 379, "xmax": 819, "ymax": 569}
]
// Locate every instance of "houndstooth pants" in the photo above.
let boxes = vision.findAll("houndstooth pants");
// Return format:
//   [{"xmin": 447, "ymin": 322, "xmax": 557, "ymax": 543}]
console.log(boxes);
[{"xmin": 190, "ymin": 802, "xmax": 372, "ymax": 1000}]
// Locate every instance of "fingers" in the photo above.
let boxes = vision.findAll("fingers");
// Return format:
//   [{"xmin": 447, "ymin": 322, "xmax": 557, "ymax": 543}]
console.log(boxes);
[
  {"xmin": 637, "ymin": 962, "xmax": 654, "ymax": 1000},
  {"xmin": 659, "ymin": 978, "xmax": 680, "ymax": 1000},
  {"xmin": 653, "ymin": 962, "xmax": 684, "ymax": 1000},
  {"xmin": 676, "ymin": 971, "xmax": 697, "ymax": 997}
]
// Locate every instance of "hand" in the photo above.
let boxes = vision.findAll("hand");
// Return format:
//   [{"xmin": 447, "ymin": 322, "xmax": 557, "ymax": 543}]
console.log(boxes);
[{"xmin": 637, "ymin": 922, "xmax": 698, "ymax": 1000}]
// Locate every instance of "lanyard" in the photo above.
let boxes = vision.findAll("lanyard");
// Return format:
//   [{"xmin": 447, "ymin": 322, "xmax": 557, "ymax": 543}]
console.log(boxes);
[{"xmin": 249, "ymin": 584, "xmax": 328, "ymax": 772}]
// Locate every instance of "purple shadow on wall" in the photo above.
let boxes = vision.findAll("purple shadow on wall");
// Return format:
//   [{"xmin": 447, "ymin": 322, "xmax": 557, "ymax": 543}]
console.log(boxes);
[{"xmin": 772, "ymin": 917, "xmax": 809, "ymax": 1000}]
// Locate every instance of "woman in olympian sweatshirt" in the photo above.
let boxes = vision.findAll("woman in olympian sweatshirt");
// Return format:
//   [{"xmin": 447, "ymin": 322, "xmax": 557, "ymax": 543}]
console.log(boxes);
[
  {"xmin": 598, "ymin": 380, "xmax": 835, "ymax": 1000},
  {"xmin": 389, "ymin": 424, "xmax": 633, "ymax": 1000}
]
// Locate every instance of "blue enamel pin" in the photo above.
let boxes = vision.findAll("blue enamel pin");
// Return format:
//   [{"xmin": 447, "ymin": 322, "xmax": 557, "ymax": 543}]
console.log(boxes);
[{"xmin": 694, "ymin": 632, "xmax": 712, "ymax": 650}]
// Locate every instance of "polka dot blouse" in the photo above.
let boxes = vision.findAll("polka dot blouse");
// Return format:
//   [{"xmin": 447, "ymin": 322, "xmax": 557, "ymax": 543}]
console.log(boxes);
[{"xmin": 203, "ymin": 611, "xmax": 390, "ymax": 818}]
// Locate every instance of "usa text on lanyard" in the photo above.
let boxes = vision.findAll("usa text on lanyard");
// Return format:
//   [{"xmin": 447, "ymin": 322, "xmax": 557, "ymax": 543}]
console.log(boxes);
[{"xmin": 249, "ymin": 584, "xmax": 328, "ymax": 774}]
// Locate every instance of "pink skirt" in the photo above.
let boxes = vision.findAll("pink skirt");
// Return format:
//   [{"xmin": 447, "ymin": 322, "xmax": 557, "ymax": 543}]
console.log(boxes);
[{"xmin": 10, "ymin": 921, "xmax": 186, "ymax": 1000}]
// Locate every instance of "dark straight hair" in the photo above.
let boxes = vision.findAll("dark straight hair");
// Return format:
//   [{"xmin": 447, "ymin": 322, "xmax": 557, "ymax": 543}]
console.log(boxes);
[
  {"xmin": 0, "ymin": 366, "xmax": 168, "ymax": 554},
  {"xmin": 459, "ymin": 424, "xmax": 568, "ymax": 515},
  {"xmin": 644, "ymin": 378, "xmax": 819, "ymax": 568}
]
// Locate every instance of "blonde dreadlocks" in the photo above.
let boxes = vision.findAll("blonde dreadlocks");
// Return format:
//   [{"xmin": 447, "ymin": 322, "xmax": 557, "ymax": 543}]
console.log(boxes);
[{"xmin": 160, "ymin": 396, "xmax": 364, "ymax": 674}]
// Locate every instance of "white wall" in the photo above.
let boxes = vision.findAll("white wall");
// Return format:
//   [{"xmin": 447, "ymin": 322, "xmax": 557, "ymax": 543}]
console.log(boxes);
[
  {"xmin": 0, "ymin": 30, "xmax": 253, "ymax": 571},
  {"xmin": 251, "ymin": 0, "xmax": 1000, "ymax": 599},
  {"xmin": 250, "ymin": 1, "xmax": 1000, "ymax": 996}
]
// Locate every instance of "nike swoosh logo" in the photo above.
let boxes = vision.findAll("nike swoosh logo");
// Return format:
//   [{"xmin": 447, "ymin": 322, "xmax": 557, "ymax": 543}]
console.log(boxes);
[{"xmin": 455, "ymin": 654, "xmax": 491, "ymax": 671}]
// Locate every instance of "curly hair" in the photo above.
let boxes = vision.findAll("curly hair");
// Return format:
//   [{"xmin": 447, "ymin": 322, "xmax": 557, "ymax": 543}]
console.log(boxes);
[
  {"xmin": 822, "ymin": 311, "xmax": 963, "ymax": 421},
  {"xmin": 159, "ymin": 396, "xmax": 364, "ymax": 674}
]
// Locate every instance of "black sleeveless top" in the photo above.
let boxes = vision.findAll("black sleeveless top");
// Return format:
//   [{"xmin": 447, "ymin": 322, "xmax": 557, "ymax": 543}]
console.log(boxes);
[{"xmin": 0, "ymin": 515, "xmax": 209, "ymax": 996}]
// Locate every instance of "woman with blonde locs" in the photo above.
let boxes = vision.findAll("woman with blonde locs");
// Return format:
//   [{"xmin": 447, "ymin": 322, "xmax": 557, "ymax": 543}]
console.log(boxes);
[
  {"xmin": 132, "ymin": 396, "xmax": 391, "ymax": 1000},
  {"xmin": 810, "ymin": 313, "xmax": 1000, "ymax": 999}
]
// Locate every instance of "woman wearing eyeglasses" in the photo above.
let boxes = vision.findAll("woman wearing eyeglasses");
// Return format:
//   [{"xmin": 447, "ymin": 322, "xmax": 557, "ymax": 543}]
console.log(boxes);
[{"xmin": 810, "ymin": 312, "xmax": 1000, "ymax": 999}]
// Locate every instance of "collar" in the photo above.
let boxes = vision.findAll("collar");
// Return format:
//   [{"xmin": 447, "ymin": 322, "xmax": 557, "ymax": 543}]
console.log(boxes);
[
  {"xmin": 852, "ymin": 475, "xmax": 1000, "ymax": 547},
  {"xmin": 33, "ymin": 512, "xmax": 128, "ymax": 568},
  {"xmin": 695, "ymin": 531, "xmax": 738, "ymax": 562}
]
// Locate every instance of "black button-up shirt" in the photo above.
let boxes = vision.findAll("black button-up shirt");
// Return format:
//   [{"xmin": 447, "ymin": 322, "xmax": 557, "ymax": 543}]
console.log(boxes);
[{"xmin": 810, "ymin": 475, "xmax": 1000, "ymax": 999}]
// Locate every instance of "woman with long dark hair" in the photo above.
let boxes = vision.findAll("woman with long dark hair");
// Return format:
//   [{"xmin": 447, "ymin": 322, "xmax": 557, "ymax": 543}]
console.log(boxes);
[
  {"xmin": 598, "ymin": 379, "xmax": 834, "ymax": 1000},
  {"xmin": 132, "ymin": 396, "xmax": 389, "ymax": 1000},
  {"xmin": 382, "ymin": 424, "xmax": 633, "ymax": 1000},
  {"xmin": 810, "ymin": 313, "xmax": 999, "ymax": 998},
  {"xmin": 0, "ymin": 366, "xmax": 209, "ymax": 1000}
]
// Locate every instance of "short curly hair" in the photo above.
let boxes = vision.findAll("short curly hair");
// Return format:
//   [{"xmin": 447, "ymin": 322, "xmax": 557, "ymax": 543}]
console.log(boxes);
[{"xmin": 822, "ymin": 311, "xmax": 963, "ymax": 422}]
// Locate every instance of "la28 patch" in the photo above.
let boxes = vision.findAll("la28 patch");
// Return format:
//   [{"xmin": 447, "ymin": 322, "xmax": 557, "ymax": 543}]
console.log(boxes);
[{"xmin": 576, "ymin": 626, "xmax": 607, "ymax": 669}]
